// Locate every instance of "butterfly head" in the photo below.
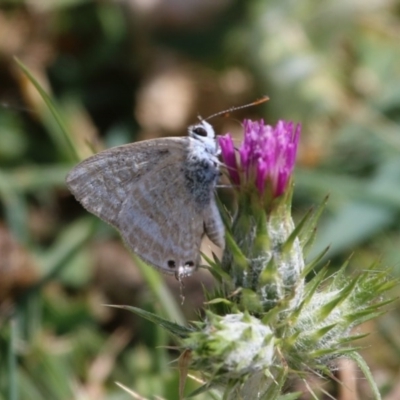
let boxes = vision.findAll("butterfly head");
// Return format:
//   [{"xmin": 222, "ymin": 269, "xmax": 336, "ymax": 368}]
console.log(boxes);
[{"xmin": 188, "ymin": 120, "xmax": 219, "ymax": 155}]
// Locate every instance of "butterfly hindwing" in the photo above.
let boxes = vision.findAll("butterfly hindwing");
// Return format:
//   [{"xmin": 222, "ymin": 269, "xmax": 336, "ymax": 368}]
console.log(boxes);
[{"xmin": 117, "ymin": 160, "xmax": 205, "ymax": 274}]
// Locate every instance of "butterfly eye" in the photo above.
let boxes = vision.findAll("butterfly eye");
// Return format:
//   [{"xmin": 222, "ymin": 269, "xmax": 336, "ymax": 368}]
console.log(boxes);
[{"xmin": 192, "ymin": 126, "xmax": 208, "ymax": 137}]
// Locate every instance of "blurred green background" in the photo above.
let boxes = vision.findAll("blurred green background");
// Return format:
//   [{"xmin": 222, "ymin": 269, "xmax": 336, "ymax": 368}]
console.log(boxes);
[{"xmin": 1, "ymin": 0, "xmax": 400, "ymax": 399}]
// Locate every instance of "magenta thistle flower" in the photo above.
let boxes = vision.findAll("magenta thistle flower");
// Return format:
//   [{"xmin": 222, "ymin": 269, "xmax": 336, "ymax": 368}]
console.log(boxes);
[{"xmin": 219, "ymin": 119, "xmax": 301, "ymax": 197}]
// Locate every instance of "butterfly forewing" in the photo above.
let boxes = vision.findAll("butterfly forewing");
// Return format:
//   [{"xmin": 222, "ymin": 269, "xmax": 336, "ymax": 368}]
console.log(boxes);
[{"xmin": 66, "ymin": 138, "xmax": 188, "ymax": 226}]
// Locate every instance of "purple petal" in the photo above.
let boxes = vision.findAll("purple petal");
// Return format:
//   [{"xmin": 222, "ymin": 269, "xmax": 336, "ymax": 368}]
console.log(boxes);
[
  {"xmin": 256, "ymin": 158, "xmax": 268, "ymax": 194},
  {"xmin": 238, "ymin": 119, "xmax": 301, "ymax": 198},
  {"xmin": 218, "ymin": 134, "xmax": 240, "ymax": 185}
]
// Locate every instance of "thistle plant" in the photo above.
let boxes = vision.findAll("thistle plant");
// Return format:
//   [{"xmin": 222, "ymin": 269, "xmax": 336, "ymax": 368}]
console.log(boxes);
[{"xmin": 126, "ymin": 118, "xmax": 395, "ymax": 399}]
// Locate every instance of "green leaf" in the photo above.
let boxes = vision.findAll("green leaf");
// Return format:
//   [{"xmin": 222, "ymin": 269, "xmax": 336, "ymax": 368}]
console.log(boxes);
[
  {"xmin": 15, "ymin": 58, "xmax": 80, "ymax": 162},
  {"xmin": 330, "ymin": 254, "xmax": 353, "ymax": 288},
  {"xmin": 132, "ymin": 255, "xmax": 186, "ymax": 325},
  {"xmin": 7, "ymin": 319, "xmax": 18, "ymax": 400},
  {"xmin": 225, "ymin": 229, "xmax": 248, "ymax": 269},
  {"xmin": 5, "ymin": 165, "xmax": 71, "ymax": 192},
  {"xmin": 258, "ymin": 256, "xmax": 278, "ymax": 287},
  {"xmin": 38, "ymin": 218, "xmax": 96, "ymax": 281},
  {"xmin": 0, "ymin": 170, "xmax": 29, "ymax": 243},
  {"xmin": 106, "ymin": 305, "xmax": 192, "ymax": 338},
  {"xmin": 240, "ymin": 288, "xmax": 264, "ymax": 313},
  {"xmin": 348, "ymin": 352, "xmax": 382, "ymax": 400},
  {"xmin": 309, "ymin": 346, "xmax": 361, "ymax": 359},
  {"xmin": 277, "ymin": 392, "xmax": 302, "ymax": 400},
  {"xmin": 300, "ymin": 195, "xmax": 329, "ymax": 257},
  {"xmin": 344, "ymin": 310, "xmax": 386, "ymax": 326},
  {"xmin": 339, "ymin": 332, "xmax": 370, "ymax": 344},
  {"xmin": 299, "ymin": 265, "xmax": 329, "ymax": 310},
  {"xmin": 311, "ymin": 322, "xmax": 339, "ymax": 341},
  {"xmin": 261, "ymin": 367, "xmax": 288, "ymax": 400},
  {"xmin": 186, "ymin": 383, "xmax": 212, "ymax": 398},
  {"xmin": 201, "ymin": 252, "xmax": 231, "ymax": 283},
  {"xmin": 205, "ymin": 298, "xmax": 234, "ymax": 306},
  {"xmin": 318, "ymin": 275, "xmax": 360, "ymax": 320},
  {"xmin": 216, "ymin": 194, "xmax": 233, "ymax": 232},
  {"xmin": 302, "ymin": 247, "xmax": 330, "ymax": 278},
  {"xmin": 282, "ymin": 207, "xmax": 313, "ymax": 253}
]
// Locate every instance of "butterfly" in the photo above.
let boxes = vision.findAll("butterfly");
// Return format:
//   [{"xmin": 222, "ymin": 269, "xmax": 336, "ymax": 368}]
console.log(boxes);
[{"xmin": 66, "ymin": 120, "xmax": 224, "ymax": 279}]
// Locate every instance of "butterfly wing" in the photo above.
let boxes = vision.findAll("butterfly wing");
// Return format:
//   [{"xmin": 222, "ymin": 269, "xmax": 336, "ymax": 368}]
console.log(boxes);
[
  {"xmin": 66, "ymin": 138, "xmax": 221, "ymax": 276},
  {"xmin": 117, "ymin": 159, "xmax": 206, "ymax": 276},
  {"xmin": 66, "ymin": 138, "xmax": 186, "ymax": 226},
  {"xmin": 203, "ymin": 199, "xmax": 225, "ymax": 249}
]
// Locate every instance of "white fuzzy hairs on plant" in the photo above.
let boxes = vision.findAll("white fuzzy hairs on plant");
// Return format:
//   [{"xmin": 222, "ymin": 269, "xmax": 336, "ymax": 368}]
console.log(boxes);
[
  {"xmin": 288, "ymin": 290, "xmax": 354, "ymax": 363},
  {"xmin": 204, "ymin": 313, "xmax": 275, "ymax": 376}
]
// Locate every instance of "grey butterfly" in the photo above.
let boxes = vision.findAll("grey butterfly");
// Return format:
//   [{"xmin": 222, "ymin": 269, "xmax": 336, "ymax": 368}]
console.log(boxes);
[{"xmin": 66, "ymin": 120, "xmax": 224, "ymax": 279}]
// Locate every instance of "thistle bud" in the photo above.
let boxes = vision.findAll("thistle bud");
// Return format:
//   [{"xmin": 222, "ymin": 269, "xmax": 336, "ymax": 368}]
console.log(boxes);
[{"xmin": 219, "ymin": 119, "xmax": 303, "ymax": 311}]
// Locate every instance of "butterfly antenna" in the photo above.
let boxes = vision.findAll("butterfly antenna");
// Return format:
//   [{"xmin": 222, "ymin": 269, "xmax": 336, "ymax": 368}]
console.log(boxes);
[{"xmin": 204, "ymin": 95, "xmax": 270, "ymax": 121}]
